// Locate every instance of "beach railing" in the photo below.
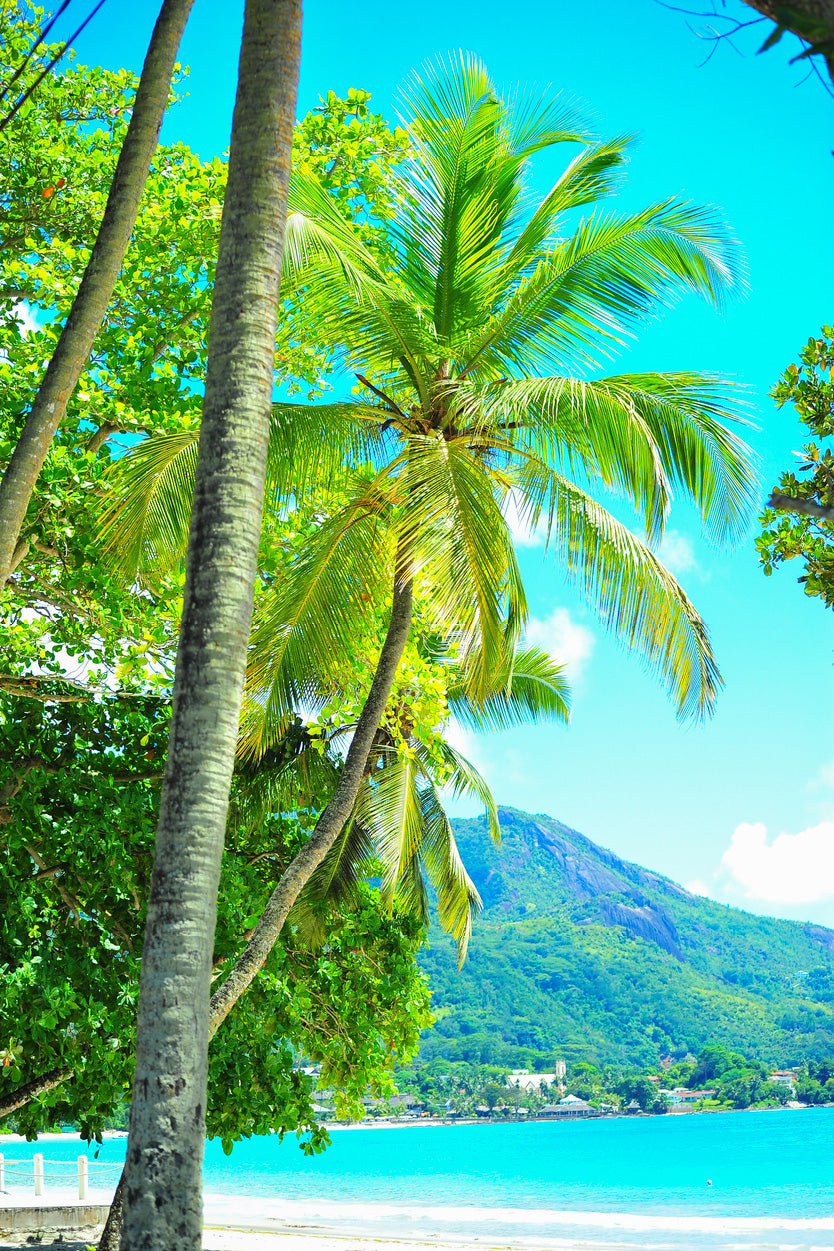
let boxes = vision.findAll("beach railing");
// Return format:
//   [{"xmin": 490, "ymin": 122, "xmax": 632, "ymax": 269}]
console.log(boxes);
[{"xmin": 0, "ymin": 1152, "xmax": 122, "ymax": 1200}]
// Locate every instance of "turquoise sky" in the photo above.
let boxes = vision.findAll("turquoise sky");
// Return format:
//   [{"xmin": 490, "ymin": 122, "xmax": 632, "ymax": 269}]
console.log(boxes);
[{"xmin": 55, "ymin": 1, "xmax": 834, "ymax": 925}]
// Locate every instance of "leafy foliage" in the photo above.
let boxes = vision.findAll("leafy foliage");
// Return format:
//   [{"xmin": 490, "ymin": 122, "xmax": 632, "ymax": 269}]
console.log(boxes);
[
  {"xmin": 757, "ymin": 328, "xmax": 834, "ymax": 607},
  {"xmin": 393, "ymin": 1038, "xmax": 796, "ymax": 1117},
  {"xmin": 0, "ymin": 695, "xmax": 432, "ymax": 1147}
]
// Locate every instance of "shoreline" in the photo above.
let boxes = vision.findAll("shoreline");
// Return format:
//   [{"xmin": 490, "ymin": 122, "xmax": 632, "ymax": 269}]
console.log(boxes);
[{"xmin": 0, "ymin": 1098, "xmax": 829, "ymax": 1147}]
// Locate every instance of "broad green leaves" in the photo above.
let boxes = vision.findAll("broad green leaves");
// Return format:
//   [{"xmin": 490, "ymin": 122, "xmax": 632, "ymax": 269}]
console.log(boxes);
[
  {"xmin": 0, "ymin": 695, "xmax": 431, "ymax": 1142},
  {"xmin": 757, "ymin": 328, "xmax": 834, "ymax": 608}
]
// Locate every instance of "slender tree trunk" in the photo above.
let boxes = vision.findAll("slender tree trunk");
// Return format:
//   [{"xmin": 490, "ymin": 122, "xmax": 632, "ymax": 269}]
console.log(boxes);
[
  {"xmin": 0, "ymin": 0, "xmax": 195, "ymax": 589},
  {"xmin": 0, "ymin": 1067, "xmax": 70, "ymax": 1120},
  {"xmin": 99, "ymin": 1174, "xmax": 126, "ymax": 1251},
  {"xmin": 120, "ymin": 4, "xmax": 302, "ymax": 1249},
  {"xmin": 208, "ymin": 575, "xmax": 414, "ymax": 1033}
]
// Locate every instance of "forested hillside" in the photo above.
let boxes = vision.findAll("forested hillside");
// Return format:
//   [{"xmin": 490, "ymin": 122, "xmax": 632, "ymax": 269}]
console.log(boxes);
[{"xmin": 419, "ymin": 808, "xmax": 834, "ymax": 1068}]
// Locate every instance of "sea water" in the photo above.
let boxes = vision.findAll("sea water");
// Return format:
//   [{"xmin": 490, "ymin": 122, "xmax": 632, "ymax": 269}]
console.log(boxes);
[{"xmin": 3, "ymin": 1107, "xmax": 833, "ymax": 1249}]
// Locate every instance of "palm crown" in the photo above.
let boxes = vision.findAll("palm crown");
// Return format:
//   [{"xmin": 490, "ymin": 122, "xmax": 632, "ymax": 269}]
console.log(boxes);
[
  {"xmin": 103, "ymin": 54, "xmax": 756, "ymax": 961},
  {"xmin": 251, "ymin": 53, "xmax": 755, "ymax": 727}
]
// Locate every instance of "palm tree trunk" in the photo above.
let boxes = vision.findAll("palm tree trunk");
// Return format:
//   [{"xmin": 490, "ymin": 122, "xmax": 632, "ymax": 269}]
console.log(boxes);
[
  {"xmin": 98, "ymin": 1173, "xmax": 126, "ymax": 1251},
  {"xmin": 208, "ymin": 574, "xmax": 414, "ymax": 1033},
  {"xmin": 0, "ymin": 0, "xmax": 194, "ymax": 589},
  {"xmin": 120, "ymin": 3, "xmax": 301, "ymax": 1249},
  {"xmin": 0, "ymin": 1067, "xmax": 70, "ymax": 1121}
]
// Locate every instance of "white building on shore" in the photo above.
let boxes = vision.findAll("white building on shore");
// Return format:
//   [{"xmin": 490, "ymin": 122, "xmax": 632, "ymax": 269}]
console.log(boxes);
[{"xmin": 507, "ymin": 1062, "xmax": 566, "ymax": 1092}]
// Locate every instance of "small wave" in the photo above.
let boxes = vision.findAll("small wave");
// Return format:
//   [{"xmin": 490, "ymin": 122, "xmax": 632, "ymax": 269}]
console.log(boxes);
[{"xmin": 202, "ymin": 1195, "xmax": 834, "ymax": 1235}]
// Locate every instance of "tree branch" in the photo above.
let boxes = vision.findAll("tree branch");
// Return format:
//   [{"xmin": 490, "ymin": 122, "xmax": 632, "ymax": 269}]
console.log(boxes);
[
  {"xmin": 87, "ymin": 422, "xmax": 123, "ymax": 454},
  {"xmin": 768, "ymin": 491, "xmax": 834, "ymax": 520},
  {"xmin": 23, "ymin": 840, "xmax": 135, "ymax": 951},
  {"xmin": 24, "ymin": 842, "xmax": 84, "ymax": 926},
  {"xmin": 0, "ymin": 1067, "xmax": 72, "ymax": 1121},
  {"xmin": 0, "ymin": 677, "xmax": 91, "ymax": 703},
  {"xmin": 9, "ymin": 538, "xmax": 29, "ymax": 573},
  {"xmin": 0, "ymin": 673, "xmax": 168, "ymax": 703}
]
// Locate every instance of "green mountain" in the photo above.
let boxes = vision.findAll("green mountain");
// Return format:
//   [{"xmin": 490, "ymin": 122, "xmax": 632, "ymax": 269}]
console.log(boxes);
[{"xmin": 419, "ymin": 807, "xmax": 834, "ymax": 1069}]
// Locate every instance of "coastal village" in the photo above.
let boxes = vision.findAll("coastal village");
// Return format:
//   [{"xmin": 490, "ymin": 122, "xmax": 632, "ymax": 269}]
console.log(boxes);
[{"xmin": 318, "ymin": 1056, "xmax": 815, "ymax": 1125}]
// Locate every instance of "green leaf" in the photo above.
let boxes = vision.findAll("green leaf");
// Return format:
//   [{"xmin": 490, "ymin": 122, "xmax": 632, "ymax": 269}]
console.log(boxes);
[{"xmin": 757, "ymin": 24, "xmax": 786, "ymax": 54}]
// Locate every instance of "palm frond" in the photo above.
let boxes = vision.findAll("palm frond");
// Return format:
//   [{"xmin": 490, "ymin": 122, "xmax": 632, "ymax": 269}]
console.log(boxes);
[
  {"xmin": 447, "ymin": 644, "xmax": 571, "ymax": 733},
  {"xmin": 289, "ymin": 814, "xmax": 376, "ymax": 947},
  {"xmin": 353, "ymin": 752, "xmax": 427, "ymax": 917},
  {"xmin": 292, "ymin": 744, "xmax": 483, "ymax": 965},
  {"xmin": 394, "ymin": 53, "xmax": 593, "ymax": 346},
  {"xmin": 458, "ymin": 375, "xmax": 673, "ymax": 542},
  {"xmin": 497, "ymin": 136, "xmax": 632, "ymax": 283},
  {"xmin": 99, "ymin": 403, "xmax": 394, "ymax": 581},
  {"xmin": 284, "ymin": 170, "xmax": 390, "ymax": 297},
  {"xmin": 240, "ymin": 482, "xmax": 396, "ymax": 759},
  {"xmin": 461, "ymin": 200, "xmax": 743, "ymax": 378},
  {"xmin": 99, "ymin": 429, "xmax": 199, "ymax": 580},
  {"xmin": 501, "ymin": 80, "xmax": 593, "ymax": 157},
  {"xmin": 231, "ymin": 721, "xmax": 340, "ymax": 836},
  {"xmin": 285, "ymin": 173, "xmax": 437, "ymax": 407},
  {"xmin": 585, "ymin": 372, "xmax": 757, "ymax": 543},
  {"xmin": 414, "ymin": 776, "xmax": 482, "ymax": 966},
  {"xmin": 413, "ymin": 736, "xmax": 501, "ymax": 846},
  {"xmin": 398, "ymin": 434, "xmax": 524, "ymax": 692},
  {"xmin": 268, "ymin": 400, "xmax": 391, "ymax": 506},
  {"xmin": 518, "ymin": 463, "xmax": 722, "ymax": 719}
]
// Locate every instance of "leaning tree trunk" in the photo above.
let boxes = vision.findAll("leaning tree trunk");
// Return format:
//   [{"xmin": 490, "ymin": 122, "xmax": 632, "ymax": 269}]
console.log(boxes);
[
  {"xmin": 0, "ymin": 0, "xmax": 195, "ymax": 589},
  {"xmin": 98, "ymin": 1174, "xmax": 126, "ymax": 1251},
  {"xmin": 207, "ymin": 574, "xmax": 414, "ymax": 1031},
  {"xmin": 119, "ymin": 3, "xmax": 302, "ymax": 1249}
]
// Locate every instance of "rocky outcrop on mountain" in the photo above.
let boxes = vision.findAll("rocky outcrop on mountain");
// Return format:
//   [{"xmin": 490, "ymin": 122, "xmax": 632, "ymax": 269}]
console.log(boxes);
[
  {"xmin": 595, "ymin": 898, "xmax": 682, "ymax": 958},
  {"xmin": 807, "ymin": 924, "xmax": 834, "ymax": 953},
  {"xmin": 457, "ymin": 806, "xmax": 702, "ymax": 955},
  {"xmin": 417, "ymin": 806, "xmax": 834, "ymax": 1067}
]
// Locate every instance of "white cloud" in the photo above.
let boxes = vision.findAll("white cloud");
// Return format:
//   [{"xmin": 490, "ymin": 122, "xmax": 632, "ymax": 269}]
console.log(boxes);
[
  {"xmin": 685, "ymin": 878, "xmax": 710, "ymax": 897},
  {"xmin": 503, "ymin": 491, "xmax": 548, "ymax": 548},
  {"xmin": 810, "ymin": 758, "xmax": 834, "ymax": 791},
  {"xmin": 442, "ymin": 718, "xmax": 479, "ymax": 761},
  {"xmin": 524, "ymin": 607, "xmax": 595, "ymax": 681},
  {"xmin": 655, "ymin": 529, "xmax": 699, "ymax": 578},
  {"xmin": 719, "ymin": 820, "xmax": 834, "ymax": 905}
]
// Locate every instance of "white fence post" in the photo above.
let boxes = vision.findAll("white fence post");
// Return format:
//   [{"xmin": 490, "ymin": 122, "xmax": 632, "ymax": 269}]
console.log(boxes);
[
  {"xmin": 78, "ymin": 1154, "xmax": 88, "ymax": 1200},
  {"xmin": 33, "ymin": 1153, "xmax": 43, "ymax": 1196}
]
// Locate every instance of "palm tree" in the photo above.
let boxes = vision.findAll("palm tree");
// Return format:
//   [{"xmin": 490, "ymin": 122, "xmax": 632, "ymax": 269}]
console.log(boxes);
[
  {"xmin": 120, "ymin": 2, "xmax": 303, "ymax": 1249},
  {"xmin": 103, "ymin": 52, "xmax": 755, "ymax": 1045},
  {"xmin": 0, "ymin": 0, "xmax": 196, "ymax": 588}
]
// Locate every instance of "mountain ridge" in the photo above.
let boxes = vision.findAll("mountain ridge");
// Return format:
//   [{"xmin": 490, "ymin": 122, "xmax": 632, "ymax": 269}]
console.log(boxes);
[{"xmin": 418, "ymin": 807, "xmax": 834, "ymax": 1068}]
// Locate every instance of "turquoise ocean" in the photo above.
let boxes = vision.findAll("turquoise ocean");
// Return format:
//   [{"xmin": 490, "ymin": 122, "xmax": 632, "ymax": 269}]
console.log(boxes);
[{"xmin": 3, "ymin": 1107, "xmax": 833, "ymax": 1250}]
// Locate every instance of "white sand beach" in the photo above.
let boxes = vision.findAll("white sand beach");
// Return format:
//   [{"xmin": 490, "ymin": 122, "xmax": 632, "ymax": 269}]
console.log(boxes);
[{"xmin": 203, "ymin": 1235, "xmax": 528, "ymax": 1251}]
